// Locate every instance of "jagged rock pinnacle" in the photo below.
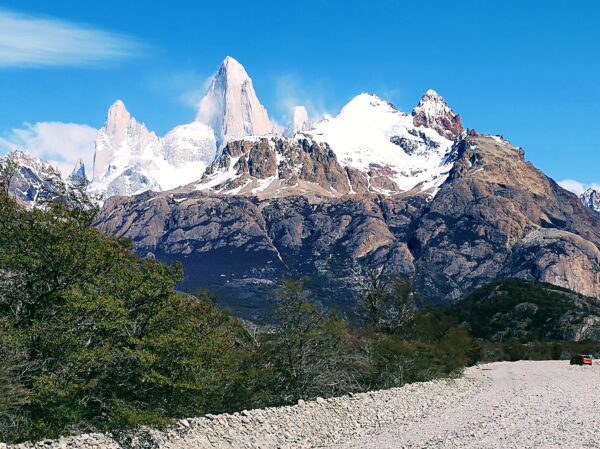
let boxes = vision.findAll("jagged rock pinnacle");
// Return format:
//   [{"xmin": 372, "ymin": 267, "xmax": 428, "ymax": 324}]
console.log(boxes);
[{"xmin": 196, "ymin": 57, "xmax": 273, "ymax": 147}]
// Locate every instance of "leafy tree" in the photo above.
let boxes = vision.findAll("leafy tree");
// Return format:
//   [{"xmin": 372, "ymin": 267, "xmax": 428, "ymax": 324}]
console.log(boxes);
[
  {"xmin": 0, "ymin": 178, "xmax": 250, "ymax": 441},
  {"xmin": 265, "ymin": 279, "xmax": 355, "ymax": 403},
  {"xmin": 356, "ymin": 268, "xmax": 417, "ymax": 336},
  {"xmin": 0, "ymin": 320, "xmax": 29, "ymax": 442}
]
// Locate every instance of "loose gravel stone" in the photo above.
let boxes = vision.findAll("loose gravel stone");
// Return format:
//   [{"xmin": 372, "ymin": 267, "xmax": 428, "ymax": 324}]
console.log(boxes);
[{"xmin": 5, "ymin": 361, "xmax": 599, "ymax": 448}]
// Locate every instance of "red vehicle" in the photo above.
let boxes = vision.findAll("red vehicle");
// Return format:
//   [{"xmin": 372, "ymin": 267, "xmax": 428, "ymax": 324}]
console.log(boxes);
[{"xmin": 570, "ymin": 355, "xmax": 593, "ymax": 365}]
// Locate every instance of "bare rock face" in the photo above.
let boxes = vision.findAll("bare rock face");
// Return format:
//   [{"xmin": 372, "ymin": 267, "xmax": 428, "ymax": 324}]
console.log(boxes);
[
  {"xmin": 95, "ymin": 134, "xmax": 600, "ymax": 318},
  {"xmin": 196, "ymin": 137, "xmax": 370, "ymax": 198},
  {"xmin": 196, "ymin": 56, "xmax": 274, "ymax": 147},
  {"xmin": 96, "ymin": 190, "xmax": 427, "ymax": 316},
  {"xmin": 411, "ymin": 135, "xmax": 600, "ymax": 301},
  {"xmin": 504, "ymin": 229, "xmax": 600, "ymax": 298}
]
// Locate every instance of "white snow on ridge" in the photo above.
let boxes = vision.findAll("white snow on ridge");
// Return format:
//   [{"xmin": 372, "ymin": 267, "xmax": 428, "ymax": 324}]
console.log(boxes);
[
  {"xmin": 195, "ymin": 155, "xmax": 243, "ymax": 192},
  {"xmin": 51, "ymin": 57, "xmax": 465, "ymax": 202},
  {"xmin": 88, "ymin": 101, "xmax": 216, "ymax": 200},
  {"xmin": 304, "ymin": 93, "xmax": 455, "ymax": 192}
]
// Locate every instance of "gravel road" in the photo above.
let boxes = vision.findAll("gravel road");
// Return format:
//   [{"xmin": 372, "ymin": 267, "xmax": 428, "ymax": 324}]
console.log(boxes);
[
  {"xmin": 327, "ymin": 360, "xmax": 600, "ymax": 449},
  {"xmin": 8, "ymin": 360, "xmax": 599, "ymax": 449}
]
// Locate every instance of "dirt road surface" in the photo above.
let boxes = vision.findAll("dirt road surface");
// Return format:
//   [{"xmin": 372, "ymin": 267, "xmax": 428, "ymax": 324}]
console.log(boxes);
[{"xmin": 326, "ymin": 361, "xmax": 600, "ymax": 449}]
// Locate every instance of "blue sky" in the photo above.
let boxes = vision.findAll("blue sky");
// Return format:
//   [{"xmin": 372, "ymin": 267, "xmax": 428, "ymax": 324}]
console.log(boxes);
[{"xmin": 0, "ymin": 0, "xmax": 598, "ymax": 191}]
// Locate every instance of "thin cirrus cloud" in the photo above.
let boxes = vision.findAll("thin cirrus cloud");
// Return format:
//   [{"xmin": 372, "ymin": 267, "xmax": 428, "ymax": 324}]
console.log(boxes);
[{"xmin": 0, "ymin": 9, "xmax": 142, "ymax": 67}]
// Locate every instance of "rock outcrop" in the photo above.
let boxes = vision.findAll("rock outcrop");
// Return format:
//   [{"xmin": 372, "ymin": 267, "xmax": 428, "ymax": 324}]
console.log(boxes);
[{"xmin": 195, "ymin": 136, "xmax": 376, "ymax": 198}]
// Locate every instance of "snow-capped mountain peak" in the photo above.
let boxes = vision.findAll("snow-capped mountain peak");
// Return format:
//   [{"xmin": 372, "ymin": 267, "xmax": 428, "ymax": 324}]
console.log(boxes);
[
  {"xmin": 412, "ymin": 89, "xmax": 463, "ymax": 139},
  {"xmin": 91, "ymin": 100, "xmax": 159, "ymax": 180},
  {"xmin": 23, "ymin": 58, "xmax": 474, "ymax": 202},
  {"xmin": 581, "ymin": 187, "xmax": 600, "ymax": 212},
  {"xmin": 68, "ymin": 158, "xmax": 88, "ymax": 185},
  {"xmin": 88, "ymin": 100, "xmax": 216, "ymax": 200},
  {"xmin": 304, "ymin": 92, "xmax": 455, "ymax": 194},
  {"xmin": 196, "ymin": 56, "xmax": 274, "ymax": 148}
]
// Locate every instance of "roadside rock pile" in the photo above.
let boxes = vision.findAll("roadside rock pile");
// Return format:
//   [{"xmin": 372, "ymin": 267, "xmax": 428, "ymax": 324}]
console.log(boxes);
[{"xmin": 5, "ymin": 373, "xmax": 483, "ymax": 449}]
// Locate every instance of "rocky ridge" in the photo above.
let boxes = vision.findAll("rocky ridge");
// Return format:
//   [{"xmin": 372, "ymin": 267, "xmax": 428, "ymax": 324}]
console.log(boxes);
[
  {"xmin": 0, "ymin": 150, "xmax": 65, "ymax": 207},
  {"xmin": 95, "ymin": 134, "xmax": 600, "ymax": 317}
]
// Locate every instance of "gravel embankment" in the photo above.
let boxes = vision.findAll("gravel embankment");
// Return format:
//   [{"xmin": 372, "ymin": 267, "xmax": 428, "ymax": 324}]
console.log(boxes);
[{"xmin": 5, "ymin": 360, "xmax": 599, "ymax": 449}]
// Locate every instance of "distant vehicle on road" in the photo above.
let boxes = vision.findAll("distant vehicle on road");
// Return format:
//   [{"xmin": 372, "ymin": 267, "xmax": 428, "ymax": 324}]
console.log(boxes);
[{"xmin": 570, "ymin": 355, "xmax": 593, "ymax": 366}]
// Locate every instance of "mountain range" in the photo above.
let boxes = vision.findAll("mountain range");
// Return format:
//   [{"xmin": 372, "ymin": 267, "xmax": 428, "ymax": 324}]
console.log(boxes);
[{"xmin": 3, "ymin": 56, "xmax": 600, "ymax": 318}]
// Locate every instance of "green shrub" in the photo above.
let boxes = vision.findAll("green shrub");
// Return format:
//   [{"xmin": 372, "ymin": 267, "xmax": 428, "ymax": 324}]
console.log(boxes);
[{"xmin": 0, "ymin": 188, "xmax": 251, "ymax": 442}]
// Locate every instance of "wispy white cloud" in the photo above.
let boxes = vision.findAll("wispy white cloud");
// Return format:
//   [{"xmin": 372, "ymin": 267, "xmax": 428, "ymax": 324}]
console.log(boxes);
[
  {"xmin": 274, "ymin": 73, "xmax": 336, "ymax": 125},
  {"xmin": 558, "ymin": 179, "xmax": 600, "ymax": 196},
  {"xmin": 145, "ymin": 69, "xmax": 213, "ymax": 111},
  {"xmin": 0, "ymin": 122, "xmax": 97, "ymax": 176},
  {"xmin": 0, "ymin": 9, "xmax": 142, "ymax": 67},
  {"xmin": 378, "ymin": 86, "xmax": 401, "ymax": 104}
]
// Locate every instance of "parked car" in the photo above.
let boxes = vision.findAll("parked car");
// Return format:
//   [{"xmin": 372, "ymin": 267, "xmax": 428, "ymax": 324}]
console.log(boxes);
[{"xmin": 570, "ymin": 355, "xmax": 593, "ymax": 365}]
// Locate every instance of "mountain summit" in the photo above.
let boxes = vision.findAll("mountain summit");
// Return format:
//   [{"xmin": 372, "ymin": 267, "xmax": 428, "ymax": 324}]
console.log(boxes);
[
  {"xmin": 412, "ymin": 89, "xmax": 463, "ymax": 140},
  {"xmin": 68, "ymin": 158, "xmax": 88, "ymax": 185},
  {"xmin": 284, "ymin": 106, "xmax": 309, "ymax": 137},
  {"xmin": 581, "ymin": 187, "xmax": 600, "ymax": 212},
  {"xmin": 196, "ymin": 56, "xmax": 274, "ymax": 148},
  {"xmin": 89, "ymin": 100, "xmax": 215, "ymax": 200}
]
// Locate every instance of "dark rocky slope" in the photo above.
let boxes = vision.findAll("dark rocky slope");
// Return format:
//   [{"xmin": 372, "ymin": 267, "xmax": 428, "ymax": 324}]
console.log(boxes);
[{"xmin": 95, "ymin": 134, "xmax": 600, "ymax": 318}]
